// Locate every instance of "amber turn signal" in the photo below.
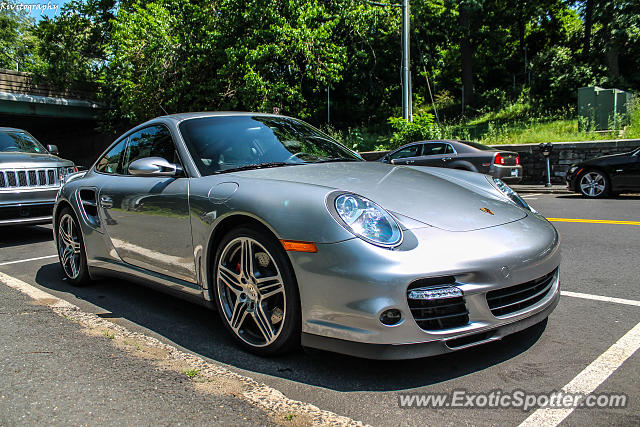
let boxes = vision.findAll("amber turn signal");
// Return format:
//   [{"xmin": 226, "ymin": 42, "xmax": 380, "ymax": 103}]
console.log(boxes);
[{"xmin": 280, "ymin": 240, "xmax": 318, "ymax": 253}]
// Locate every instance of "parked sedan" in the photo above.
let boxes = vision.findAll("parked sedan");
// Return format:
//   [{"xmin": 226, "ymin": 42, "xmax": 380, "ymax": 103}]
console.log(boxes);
[
  {"xmin": 380, "ymin": 139, "xmax": 523, "ymax": 183},
  {"xmin": 1, "ymin": 127, "xmax": 76, "ymax": 226},
  {"xmin": 54, "ymin": 112, "xmax": 560, "ymax": 359},
  {"xmin": 566, "ymin": 147, "xmax": 640, "ymax": 198}
]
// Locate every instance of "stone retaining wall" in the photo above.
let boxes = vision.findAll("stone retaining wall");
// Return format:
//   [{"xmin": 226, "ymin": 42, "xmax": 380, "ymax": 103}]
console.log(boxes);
[{"xmin": 360, "ymin": 139, "xmax": 640, "ymax": 184}]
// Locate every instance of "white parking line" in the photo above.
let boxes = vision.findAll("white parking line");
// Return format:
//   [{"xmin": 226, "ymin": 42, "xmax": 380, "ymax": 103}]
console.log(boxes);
[
  {"xmin": 519, "ymin": 321, "xmax": 640, "ymax": 427},
  {"xmin": 561, "ymin": 291, "xmax": 640, "ymax": 307},
  {"xmin": 522, "ymin": 193, "xmax": 542, "ymax": 198},
  {"xmin": 0, "ymin": 254, "xmax": 58, "ymax": 267}
]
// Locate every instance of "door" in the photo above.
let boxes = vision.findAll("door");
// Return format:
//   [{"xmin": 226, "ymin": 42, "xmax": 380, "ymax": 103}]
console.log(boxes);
[
  {"xmin": 388, "ymin": 144, "xmax": 422, "ymax": 165},
  {"xmin": 412, "ymin": 142, "xmax": 452, "ymax": 167},
  {"xmin": 97, "ymin": 125, "xmax": 196, "ymax": 282},
  {"xmin": 609, "ymin": 151, "xmax": 640, "ymax": 191}
]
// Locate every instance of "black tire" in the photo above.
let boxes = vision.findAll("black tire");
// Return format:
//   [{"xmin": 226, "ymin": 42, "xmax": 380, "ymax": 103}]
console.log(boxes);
[
  {"xmin": 56, "ymin": 207, "xmax": 91, "ymax": 285},
  {"xmin": 578, "ymin": 170, "xmax": 610, "ymax": 198},
  {"xmin": 212, "ymin": 226, "xmax": 301, "ymax": 356}
]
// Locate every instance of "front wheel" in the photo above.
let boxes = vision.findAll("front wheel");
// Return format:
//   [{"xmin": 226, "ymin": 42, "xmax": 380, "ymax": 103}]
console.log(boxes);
[
  {"xmin": 578, "ymin": 170, "xmax": 610, "ymax": 198},
  {"xmin": 56, "ymin": 207, "xmax": 91, "ymax": 285},
  {"xmin": 213, "ymin": 226, "xmax": 301, "ymax": 356}
]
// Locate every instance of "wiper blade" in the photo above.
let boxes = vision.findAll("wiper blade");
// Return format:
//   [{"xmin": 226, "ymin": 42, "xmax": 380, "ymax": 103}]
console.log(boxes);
[
  {"xmin": 215, "ymin": 162, "xmax": 298, "ymax": 174},
  {"xmin": 313, "ymin": 158, "xmax": 361, "ymax": 163}
]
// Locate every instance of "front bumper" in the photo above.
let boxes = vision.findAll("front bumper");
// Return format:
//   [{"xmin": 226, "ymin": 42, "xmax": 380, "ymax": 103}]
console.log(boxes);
[
  {"xmin": 0, "ymin": 187, "xmax": 59, "ymax": 226},
  {"xmin": 289, "ymin": 212, "xmax": 560, "ymax": 359},
  {"xmin": 302, "ymin": 288, "xmax": 559, "ymax": 359}
]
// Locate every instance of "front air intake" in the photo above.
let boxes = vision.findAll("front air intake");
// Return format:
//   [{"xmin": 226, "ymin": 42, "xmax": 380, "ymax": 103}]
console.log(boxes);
[
  {"xmin": 407, "ymin": 277, "xmax": 469, "ymax": 331},
  {"xmin": 486, "ymin": 268, "xmax": 557, "ymax": 317}
]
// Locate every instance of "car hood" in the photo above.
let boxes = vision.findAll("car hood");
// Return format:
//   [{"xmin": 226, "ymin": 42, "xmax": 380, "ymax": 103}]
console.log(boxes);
[
  {"xmin": 581, "ymin": 151, "xmax": 634, "ymax": 165},
  {"xmin": 0, "ymin": 152, "xmax": 73, "ymax": 168},
  {"xmin": 230, "ymin": 162, "xmax": 527, "ymax": 232}
]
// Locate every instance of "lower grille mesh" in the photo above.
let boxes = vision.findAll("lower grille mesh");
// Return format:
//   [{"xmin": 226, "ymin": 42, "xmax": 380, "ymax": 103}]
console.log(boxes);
[{"xmin": 487, "ymin": 268, "xmax": 557, "ymax": 316}]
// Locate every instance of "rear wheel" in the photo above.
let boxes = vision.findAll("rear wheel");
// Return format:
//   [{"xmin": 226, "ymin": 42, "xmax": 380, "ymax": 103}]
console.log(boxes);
[
  {"xmin": 56, "ymin": 207, "xmax": 91, "ymax": 285},
  {"xmin": 578, "ymin": 170, "xmax": 610, "ymax": 198},
  {"xmin": 213, "ymin": 226, "xmax": 300, "ymax": 356}
]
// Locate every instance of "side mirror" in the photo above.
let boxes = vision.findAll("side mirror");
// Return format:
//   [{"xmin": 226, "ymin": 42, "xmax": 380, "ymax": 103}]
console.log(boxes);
[
  {"xmin": 128, "ymin": 157, "xmax": 183, "ymax": 177},
  {"xmin": 47, "ymin": 144, "xmax": 59, "ymax": 155}
]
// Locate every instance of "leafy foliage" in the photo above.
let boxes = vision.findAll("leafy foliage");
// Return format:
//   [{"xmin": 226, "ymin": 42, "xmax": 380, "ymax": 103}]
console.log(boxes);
[
  {"xmin": 388, "ymin": 113, "xmax": 439, "ymax": 148},
  {"xmin": 0, "ymin": 1, "xmax": 39, "ymax": 71},
  {"xmin": 0, "ymin": 0, "xmax": 635, "ymax": 140}
]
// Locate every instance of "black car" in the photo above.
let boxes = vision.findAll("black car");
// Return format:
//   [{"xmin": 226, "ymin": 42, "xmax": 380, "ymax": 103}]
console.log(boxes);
[
  {"xmin": 380, "ymin": 139, "xmax": 523, "ymax": 183},
  {"xmin": 566, "ymin": 147, "xmax": 640, "ymax": 198}
]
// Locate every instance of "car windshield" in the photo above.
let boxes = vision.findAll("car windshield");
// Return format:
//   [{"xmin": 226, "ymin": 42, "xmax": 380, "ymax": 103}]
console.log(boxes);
[
  {"xmin": 179, "ymin": 115, "xmax": 363, "ymax": 175},
  {"xmin": 0, "ymin": 131, "xmax": 48, "ymax": 154}
]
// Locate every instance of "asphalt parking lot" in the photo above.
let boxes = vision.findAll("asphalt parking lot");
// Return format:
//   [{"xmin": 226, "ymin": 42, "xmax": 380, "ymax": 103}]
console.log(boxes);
[{"xmin": 1, "ymin": 192, "xmax": 639, "ymax": 426}]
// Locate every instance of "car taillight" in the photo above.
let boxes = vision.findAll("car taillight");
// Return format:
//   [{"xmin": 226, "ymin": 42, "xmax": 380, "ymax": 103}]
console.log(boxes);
[
  {"xmin": 515, "ymin": 155, "xmax": 520, "ymax": 165},
  {"xmin": 494, "ymin": 153, "xmax": 506, "ymax": 165}
]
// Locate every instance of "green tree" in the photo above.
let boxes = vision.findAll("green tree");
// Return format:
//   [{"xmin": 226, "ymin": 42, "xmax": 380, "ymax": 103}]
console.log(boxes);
[
  {"xmin": 35, "ymin": 0, "xmax": 115, "ymax": 94},
  {"xmin": 0, "ymin": 1, "xmax": 39, "ymax": 71}
]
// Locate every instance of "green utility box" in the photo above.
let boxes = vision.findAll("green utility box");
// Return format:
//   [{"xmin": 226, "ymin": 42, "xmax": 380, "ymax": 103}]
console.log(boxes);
[{"xmin": 578, "ymin": 86, "xmax": 633, "ymax": 131}]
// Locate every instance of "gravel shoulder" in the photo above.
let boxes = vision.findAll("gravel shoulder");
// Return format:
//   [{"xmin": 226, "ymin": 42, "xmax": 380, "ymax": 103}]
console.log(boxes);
[{"xmin": 0, "ymin": 282, "xmax": 281, "ymax": 426}]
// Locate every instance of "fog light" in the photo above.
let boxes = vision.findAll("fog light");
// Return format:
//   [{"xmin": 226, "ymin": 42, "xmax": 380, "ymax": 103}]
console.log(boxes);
[
  {"xmin": 408, "ymin": 286, "xmax": 462, "ymax": 300},
  {"xmin": 380, "ymin": 309, "xmax": 402, "ymax": 326}
]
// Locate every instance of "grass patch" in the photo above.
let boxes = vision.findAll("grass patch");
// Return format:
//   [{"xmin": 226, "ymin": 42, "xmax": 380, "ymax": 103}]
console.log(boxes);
[
  {"xmin": 475, "ymin": 119, "xmax": 619, "ymax": 145},
  {"xmin": 183, "ymin": 368, "xmax": 200, "ymax": 379},
  {"xmin": 284, "ymin": 413, "xmax": 297, "ymax": 421},
  {"xmin": 103, "ymin": 330, "xmax": 115, "ymax": 339},
  {"xmin": 362, "ymin": 98, "xmax": 639, "ymax": 150}
]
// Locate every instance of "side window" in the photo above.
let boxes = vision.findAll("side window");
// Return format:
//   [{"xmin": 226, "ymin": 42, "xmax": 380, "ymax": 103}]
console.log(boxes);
[
  {"xmin": 122, "ymin": 125, "xmax": 179, "ymax": 174},
  {"xmin": 95, "ymin": 138, "xmax": 127, "ymax": 174},
  {"xmin": 389, "ymin": 145, "xmax": 420, "ymax": 160},
  {"xmin": 422, "ymin": 143, "xmax": 446, "ymax": 156},
  {"xmin": 445, "ymin": 144, "xmax": 455, "ymax": 154}
]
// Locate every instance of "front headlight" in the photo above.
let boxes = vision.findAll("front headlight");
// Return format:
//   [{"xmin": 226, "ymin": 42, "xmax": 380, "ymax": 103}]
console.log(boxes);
[
  {"xmin": 331, "ymin": 193, "xmax": 402, "ymax": 247},
  {"xmin": 489, "ymin": 177, "xmax": 536, "ymax": 212},
  {"xmin": 58, "ymin": 166, "xmax": 78, "ymax": 181}
]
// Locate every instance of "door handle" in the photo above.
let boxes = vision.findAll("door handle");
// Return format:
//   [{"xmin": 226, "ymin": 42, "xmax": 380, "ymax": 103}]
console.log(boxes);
[
  {"xmin": 406, "ymin": 160, "xmax": 414, "ymax": 164},
  {"xmin": 442, "ymin": 157, "xmax": 452, "ymax": 161},
  {"xmin": 100, "ymin": 195, "xmax": 113, "ymax": 208}
]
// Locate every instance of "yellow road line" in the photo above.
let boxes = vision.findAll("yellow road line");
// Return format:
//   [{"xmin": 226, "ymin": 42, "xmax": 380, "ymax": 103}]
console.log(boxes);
[{"xmin": 547, "ymin": 217, "xmax": 640, "ymax": 226}]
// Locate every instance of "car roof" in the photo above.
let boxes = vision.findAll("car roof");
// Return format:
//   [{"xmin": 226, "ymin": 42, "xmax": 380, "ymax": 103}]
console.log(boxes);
[
  {"xmin": 0, "ymin": 127, "xmax": 28, "ymax": 132},
  {"xmin": 150, "ymin": 111, "xmax": 286, "ymax": 124},
  {"xmin": 391, "ymin": 139, "xmax": 496, "ymax": 153}
]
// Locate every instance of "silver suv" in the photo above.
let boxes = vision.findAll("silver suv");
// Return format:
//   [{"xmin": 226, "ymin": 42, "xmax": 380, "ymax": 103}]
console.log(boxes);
[{"xmin": 0, "ymin": 127, "xmax": 76, "ymax": 226}]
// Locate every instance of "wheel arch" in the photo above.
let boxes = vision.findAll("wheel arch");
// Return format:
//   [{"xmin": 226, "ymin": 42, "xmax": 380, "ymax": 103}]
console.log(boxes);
[
  {"xmin": 53, "ymin": 200, "xmax": 75, "ymax": 240},
  {"xmin": 448, "ymin": 160, "xmax": 477, "ymax": 172},
  {"xmin": 204, "ymin": 214, "xmax": 297, "ymax": 301}
]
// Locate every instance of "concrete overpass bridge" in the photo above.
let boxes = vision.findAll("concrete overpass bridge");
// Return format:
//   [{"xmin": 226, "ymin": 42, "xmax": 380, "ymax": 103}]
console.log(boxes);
[{"xmin": 0, "ymin": 69, "xmax": 118, "ymax": 166}]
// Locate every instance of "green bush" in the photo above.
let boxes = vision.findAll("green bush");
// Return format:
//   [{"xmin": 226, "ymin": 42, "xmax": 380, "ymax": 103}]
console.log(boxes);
[
  {"xmin": 625, "ymin": 98, "xmax": 640, "ymax": 139},
  {"xmin": 388, "ymin": 113, "xmax": 440, "ymax": 148}
]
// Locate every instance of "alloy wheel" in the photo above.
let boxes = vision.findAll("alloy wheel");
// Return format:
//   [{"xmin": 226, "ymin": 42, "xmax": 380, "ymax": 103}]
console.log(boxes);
[
  {"xmin": 216, "ymin": 236, "xmax": 286, "ymax": 347},
  {"xmin": 58, "ymin": 213, "xmax": 82, "ymax": 279},
  {"xmin": 579, "ymin": 171, "xmax": 607, "ymax": 197}
]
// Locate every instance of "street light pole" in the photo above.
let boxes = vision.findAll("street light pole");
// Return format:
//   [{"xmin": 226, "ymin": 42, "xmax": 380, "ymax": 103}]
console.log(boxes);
[
  {"xmin": 368, "ymin": 0, "xmax": 412, "ymax": 122},
  {"xmin": 402, "ymin": 0, "xmax": 412, "ymax": 122}
]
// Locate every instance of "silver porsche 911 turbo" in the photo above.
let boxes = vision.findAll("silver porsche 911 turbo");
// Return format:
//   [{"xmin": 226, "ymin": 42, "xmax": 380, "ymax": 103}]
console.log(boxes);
[{"xmin": 53, "ymin": 112, "xmax": 560, "ymax": 359}]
